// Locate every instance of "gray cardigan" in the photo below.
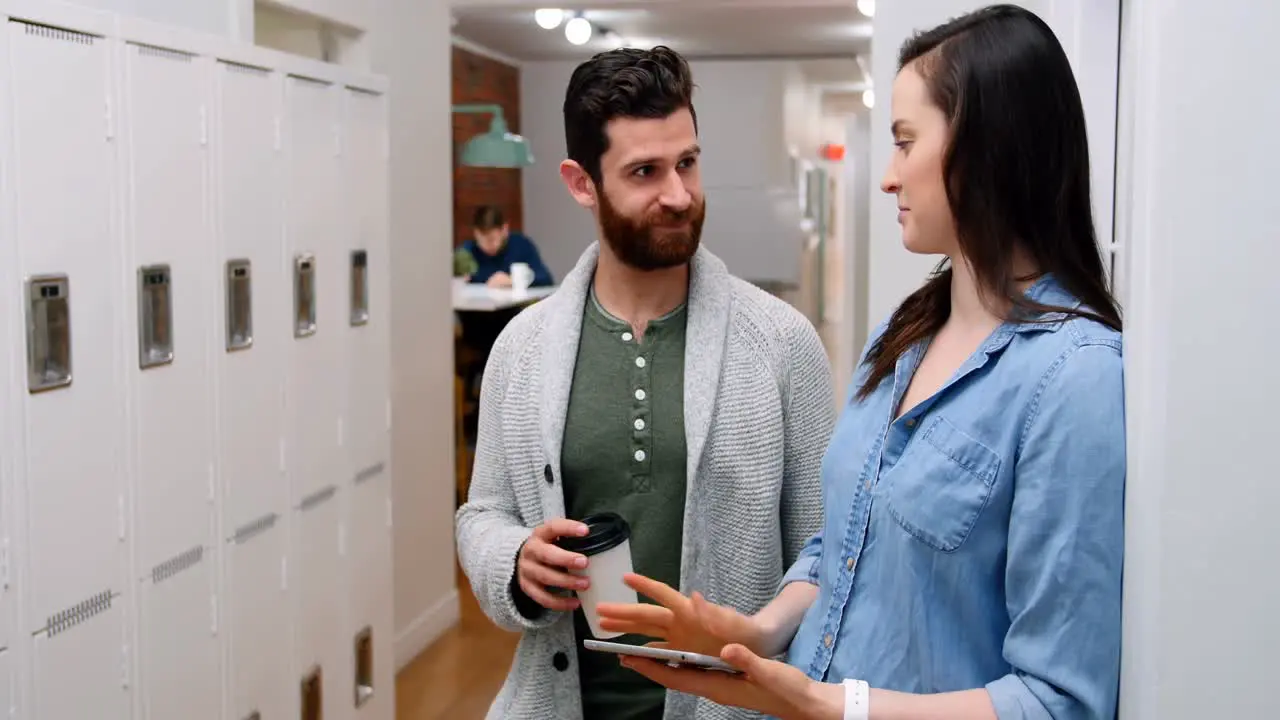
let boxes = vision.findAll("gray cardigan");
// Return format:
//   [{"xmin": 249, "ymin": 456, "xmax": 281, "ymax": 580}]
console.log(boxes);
[{"xmin": 454, "ymin": 243, "xmax": 835, "ymax": 720}]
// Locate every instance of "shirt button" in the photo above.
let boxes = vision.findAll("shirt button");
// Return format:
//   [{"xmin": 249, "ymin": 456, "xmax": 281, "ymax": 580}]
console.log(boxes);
[
  {"xmin": 634, "ymin": 419, "xmax": 645, "ymax": 431},
  {"xmin": 634, "ymin": 450, "xmax": 646, "ymax": 462},
  {"xmin": 622, "ymin": 332, "xmax": 633, "ymax": 342},
  {"xmin": 634, "ymin": 389, "xmax": 646, "ymax": 401},
  {"xmin": 823, "ymin": 634, "xmax": 833, "ymax": 648},
  {"xmin": 635, "ymin": 357, "xmax": 646, "ymax": 368},
  {"xmin": 846, "ymin": 557, "xmax": 855, "ymax": 571},
  {"xmin": 864, "ymin": 479, "xmax": 871, "ymax": 491},
  {"xmin": 552, "ymin": 651, "xmax": 569, "ymax": 672}
]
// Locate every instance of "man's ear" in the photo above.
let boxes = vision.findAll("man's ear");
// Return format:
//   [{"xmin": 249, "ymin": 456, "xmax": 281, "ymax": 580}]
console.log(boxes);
[{"xmin": 559, "ymin": 160, "xmax": 598, "ymax": 209}]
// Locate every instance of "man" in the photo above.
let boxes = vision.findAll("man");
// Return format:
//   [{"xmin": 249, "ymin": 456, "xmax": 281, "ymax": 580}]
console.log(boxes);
[
  {"xmin": 460, "ymin": 205, "xmax": 554, "ymax": 288},
  {"xmin": 455, "ymin": 46, "xmax": 834, "ymax": 720}
]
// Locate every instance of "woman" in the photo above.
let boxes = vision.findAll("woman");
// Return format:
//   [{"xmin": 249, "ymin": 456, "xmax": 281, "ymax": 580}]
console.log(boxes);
[{"xmin": 595, "ymin": 6, "xmax": 1125, "ymax": 720}]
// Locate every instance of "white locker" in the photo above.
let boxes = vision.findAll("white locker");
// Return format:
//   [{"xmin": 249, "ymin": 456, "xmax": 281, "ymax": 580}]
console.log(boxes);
[
  {"xmin": 121, "ymin": 40, "xmax": 220, "ymax": 719},
  {"xmin": 343, "ymin": 86, "xmax": 393, "ymax": 720},
  {"xmin": 284, "ymin": 74, "xmax": 344, "ymax": 504},
  {"xmin": 214, "ymin": 58, "xmax": 291, "ymax": 720},
  {"xmin": 294, "ymin": 490, "xmax": 344, "ymax": 720},
  {"xmin": 285, "ymin": 73, "xmax": 346, "ymax": 720},
  {"xmin": 6, "ymin": 17, "xmax": 131, "ymax": 720}
]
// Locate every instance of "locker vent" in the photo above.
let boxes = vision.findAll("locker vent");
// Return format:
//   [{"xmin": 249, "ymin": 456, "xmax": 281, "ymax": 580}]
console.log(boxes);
[
  {"xmin": 151, "ymin": 545, "xmax": 204, "ymax": 584},
  {"xmin": 347, "ymin": 85, "xmax": 381, "ymax": 97},
  {"xmin": 290, "ymin": 74, "xmax": 330, "ymax": 88},
  {"xmin": 354, "ymin": 462, "xmax": 385, "ymax": 485},
  {"xmin": 243, "ymin": 713, "xmax": 260, "ymax": 720},
  {"xmin": 232, "ymin": 512, "xmax": 279, "ymax": 545},
  {"xmin": 135, "ymin": 43, "xmax": 193, "ymax": 63},
  {"xmin": 44, "ymin": 589, "xmax": 113, "ymax": 637},
  {"xmin": 299, "ymin": 485, "xmax": 337, "ymax": 512},
  {"xmin": 16, "ymin": 21, "xmax": 96, "ymax": 45},
  {"xmin": 223, "ymin": 60, "xmax": 270, "ymax": 77}
]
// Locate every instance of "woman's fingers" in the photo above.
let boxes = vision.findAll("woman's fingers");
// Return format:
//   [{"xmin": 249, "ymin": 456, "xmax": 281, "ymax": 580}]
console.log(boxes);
[
  {"xmin": 624, "ymin": 573, "xmax": 689, "ymax": 609},
  {"xmin": 595, "ymin": 602, "xmax": 673, "ymax": 626},
  {"xmin": 597, "ymin": 618, "xmax": 669, "ymax": 638}
]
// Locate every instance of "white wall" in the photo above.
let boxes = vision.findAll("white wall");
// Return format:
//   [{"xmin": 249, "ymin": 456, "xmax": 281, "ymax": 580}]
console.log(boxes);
[
  {"xmin": 520, "ymin": 58, "xmax": 815, "ymax": 285},
  {"xmin": 1116, "ymin": 0, "xmax": 1280, "ymax": 717},
  {"xmin": 369, "ymin": 0, "xmax": 461, "ymax": 670}
]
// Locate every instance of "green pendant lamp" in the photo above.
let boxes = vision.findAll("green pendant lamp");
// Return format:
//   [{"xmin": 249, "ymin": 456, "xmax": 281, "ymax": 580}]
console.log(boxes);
[{"xmin": 453, "ymin": 103, "xmax": 534, "ymax": 168}]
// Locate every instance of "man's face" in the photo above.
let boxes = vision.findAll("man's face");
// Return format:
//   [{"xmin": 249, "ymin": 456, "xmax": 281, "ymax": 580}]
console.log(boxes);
[
  {"xmin": 472, "ymin": 225, "xmax": 509, "ymax": 256},
  {"xmin": 592, "ymin": 108, "xmax": 705, "ymax": 270}
]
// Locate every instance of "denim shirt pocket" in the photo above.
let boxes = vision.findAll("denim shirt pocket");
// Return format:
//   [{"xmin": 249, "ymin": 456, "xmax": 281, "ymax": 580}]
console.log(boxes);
[{"xmin": 881, "ymin": 415, "xmax": 1001, "ymax": 552}]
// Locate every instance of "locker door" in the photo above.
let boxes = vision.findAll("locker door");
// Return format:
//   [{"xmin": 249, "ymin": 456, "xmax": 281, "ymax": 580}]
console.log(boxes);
[
  {"xmin": 7, "ymin": 19, "xmax": 131, "ymax": 720},
  {"xmin": 122, "ymin": 41, "xmax": 219, "ymax": 720},
  {"xmin": 284, "ymin": 75, "xmax": 343, "ymax": 504},
  {"xmin": 343, "ymin": 87, "xmax": 393, "ymax": 720},
  {"xmin": 285, "ymin": 74, "xmax": 346, "ymax": 720},
  {"xmin": 215, "ymin": 59, "xmax": 291, "ymax": 720}
]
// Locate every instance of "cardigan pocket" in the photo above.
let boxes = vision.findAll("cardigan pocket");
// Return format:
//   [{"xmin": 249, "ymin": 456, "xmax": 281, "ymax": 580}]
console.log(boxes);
[{"xmin": 881, "ymin": 415, "xmax": 1001, "ymax": 553}]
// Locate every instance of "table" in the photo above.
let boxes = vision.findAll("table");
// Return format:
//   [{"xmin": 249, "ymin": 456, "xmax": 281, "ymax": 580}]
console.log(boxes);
[{"xmin": 452, "ymin": 281, "xmax": 556, "ymax": 312}]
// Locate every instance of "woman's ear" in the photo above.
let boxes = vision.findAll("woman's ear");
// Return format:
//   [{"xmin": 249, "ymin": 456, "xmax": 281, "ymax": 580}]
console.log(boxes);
[{"xmin": 559, "ymin": 160, "xmax": 597, "ymax": 209}]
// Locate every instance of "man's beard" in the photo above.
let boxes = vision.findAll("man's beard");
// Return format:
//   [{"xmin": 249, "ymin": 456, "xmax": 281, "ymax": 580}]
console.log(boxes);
[{"xmin": 597, "ymin": 187, "xmax": 706, "ymax": 271}]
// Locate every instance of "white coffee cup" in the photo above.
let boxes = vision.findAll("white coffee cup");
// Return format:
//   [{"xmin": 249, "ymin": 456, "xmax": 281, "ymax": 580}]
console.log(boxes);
[
  {"xmin": 557, "ymin": 512, "xmax": 636, "ymax": 639},
  {"xmin": 510, "ymin": 262, "xmax": 534, "ymax": 292}
]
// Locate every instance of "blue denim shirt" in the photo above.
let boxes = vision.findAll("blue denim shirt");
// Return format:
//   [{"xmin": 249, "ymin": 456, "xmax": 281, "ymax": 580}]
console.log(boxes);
[{"xmin": 782, "ymin": 275, "xmax": 1125, "ymax": 720}]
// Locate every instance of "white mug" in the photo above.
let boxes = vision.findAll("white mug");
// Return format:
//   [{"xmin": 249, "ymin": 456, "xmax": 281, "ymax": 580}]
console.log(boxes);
[{"xmin": 510, "ymin": 262, "xmax": 534, "ymax": 292}]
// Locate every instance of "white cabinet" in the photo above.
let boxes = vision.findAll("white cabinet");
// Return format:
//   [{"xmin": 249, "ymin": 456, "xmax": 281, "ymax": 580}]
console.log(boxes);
[
  {"xmin": 6, "ymin": 16, "xmax": 132, "ymax": 720},
  {"xmin": 0, "ymin": 7, "xmax": 394, "ymax": 720}
]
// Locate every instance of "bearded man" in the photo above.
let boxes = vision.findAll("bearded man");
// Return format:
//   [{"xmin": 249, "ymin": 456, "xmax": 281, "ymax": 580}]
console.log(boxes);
[{"xmin": 454, "ymin": 46, "xmax": 835, "ymax": 720}]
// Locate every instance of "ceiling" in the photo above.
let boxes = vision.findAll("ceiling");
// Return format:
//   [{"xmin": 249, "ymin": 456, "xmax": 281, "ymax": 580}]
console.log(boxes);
[{"xmin": 451, "ymin": 4, "xmax": 873, "ymax": 71}]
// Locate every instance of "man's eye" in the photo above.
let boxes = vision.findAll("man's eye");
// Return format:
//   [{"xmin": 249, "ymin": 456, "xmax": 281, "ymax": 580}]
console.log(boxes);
[
  {"xmin": 678, "ymin": 157, "xmax": 696, "ymax": 169},
  {"xmin": 633, "ymin": 165, "xmax": 653, "ymax": 177}
]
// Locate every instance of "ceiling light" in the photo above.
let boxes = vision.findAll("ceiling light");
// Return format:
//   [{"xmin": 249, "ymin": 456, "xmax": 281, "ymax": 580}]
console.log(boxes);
[
  {"xmin": 862, "ymin": 89, "xmax": 875, "ymax": 109},
  {"xmin": 565, "ymin": 16, "xmax": 592, "ymax": 45},
  {"xmin": 856, "ymin": 0, "xmax": 875, "ymax": 18},
  {"xmin": 534, "ymin": 8, "xmax": 564, "ymax": 30}
]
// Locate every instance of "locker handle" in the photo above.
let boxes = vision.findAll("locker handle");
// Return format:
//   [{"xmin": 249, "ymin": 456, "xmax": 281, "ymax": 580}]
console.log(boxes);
[
  {"xmin": 138, "ymin": 264, "xmax": 174, "ymax": 369},
  {"xmin": 24, "ymin": 274, "xmax": 73, "ymax": 392},
  {"xmin": 350, "ymin": 249, "xmax": 369, "ymax": 326},
  {"xmin": 294, "ymin": 253, "xmax": 317, "ymax": 338},
  {"xmin": 226, "ymin": 259, "xmax": 253, "ymax": 351}
]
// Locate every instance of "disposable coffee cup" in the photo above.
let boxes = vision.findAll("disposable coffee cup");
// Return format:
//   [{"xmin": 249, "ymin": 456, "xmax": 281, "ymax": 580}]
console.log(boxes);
[
  {"xmin": 555, "ymin": 512, "xmax": 635, "ymax": 639},
  {"xmin": 510, "ymin": 262, "xmax": 533, "ymax": 293}
]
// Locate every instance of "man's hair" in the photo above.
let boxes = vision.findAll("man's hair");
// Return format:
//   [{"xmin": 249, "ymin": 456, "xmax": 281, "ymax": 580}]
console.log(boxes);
[
  {"xmin": 472, "ymin": 205, "xmax": 506, "ymax": 231},
  {"xmin": 562, "ymin": 45, "xmax": 697, "ymax": 185}
]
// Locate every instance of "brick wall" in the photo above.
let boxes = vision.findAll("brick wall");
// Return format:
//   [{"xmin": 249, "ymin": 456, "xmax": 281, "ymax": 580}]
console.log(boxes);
[{"xmin": 452, "ymin": 45, "xmax": 522, "ymax": 248}]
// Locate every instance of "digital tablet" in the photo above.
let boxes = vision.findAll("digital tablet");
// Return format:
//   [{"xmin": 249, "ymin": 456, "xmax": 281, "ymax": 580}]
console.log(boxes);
[{"xmin": 583, "ymin": 639, "xmax": 742, "ymax": 674}]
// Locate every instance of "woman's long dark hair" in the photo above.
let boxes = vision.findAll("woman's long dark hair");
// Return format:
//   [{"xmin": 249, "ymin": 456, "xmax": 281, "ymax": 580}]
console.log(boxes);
[{"xmin": 857, "ymin": 4, "xmax": 1122, "ymax": 400}]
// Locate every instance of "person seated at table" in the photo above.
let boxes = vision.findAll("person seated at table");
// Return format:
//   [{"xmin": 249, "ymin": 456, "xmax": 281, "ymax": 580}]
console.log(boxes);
[{"xmin": 460, "ymin": 205, "xmax": 555, "ymax": 288}]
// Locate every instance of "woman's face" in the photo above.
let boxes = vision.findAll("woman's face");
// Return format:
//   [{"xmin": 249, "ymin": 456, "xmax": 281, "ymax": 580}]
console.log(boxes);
[{"xmin": 880, "ymin": 64, "xmax": 957, "ymax": 256}]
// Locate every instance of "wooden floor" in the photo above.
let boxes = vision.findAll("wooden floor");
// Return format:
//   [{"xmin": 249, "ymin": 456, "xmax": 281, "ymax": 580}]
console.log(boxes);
[{"xmin": 395, "ymin": 566, "xmax": 520, "ymax": 719}]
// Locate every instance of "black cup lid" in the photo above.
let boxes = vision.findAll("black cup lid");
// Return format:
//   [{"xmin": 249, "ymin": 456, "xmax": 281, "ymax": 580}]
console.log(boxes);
[{"xmin": 554, "ymin": 512, "xmax": 630, "ymax": 556}]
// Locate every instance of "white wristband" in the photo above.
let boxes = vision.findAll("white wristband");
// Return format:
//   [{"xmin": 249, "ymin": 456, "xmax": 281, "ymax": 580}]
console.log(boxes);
[{"xmin": 842, "ymin": 678, "xmax": 870, "ymax": 720}]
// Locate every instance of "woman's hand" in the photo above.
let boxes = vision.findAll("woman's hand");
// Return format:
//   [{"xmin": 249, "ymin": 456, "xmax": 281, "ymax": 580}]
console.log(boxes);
[
  {"xmin": 619, "ymin": 643, "xmax": 844, "ymax": 720},
  {"xmin": 595, "ymin": 573, "xmax": 772, "ymax": 657}
]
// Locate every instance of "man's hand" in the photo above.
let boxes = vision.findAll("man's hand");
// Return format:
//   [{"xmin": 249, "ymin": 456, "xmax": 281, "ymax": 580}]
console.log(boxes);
[
  {"xmin": 516, "ymin": 518, "xmax": 590, "ymax": 612},
  {"xmin": 487, "ymin": 271, "xmax": 512, "ymax": 288}
]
